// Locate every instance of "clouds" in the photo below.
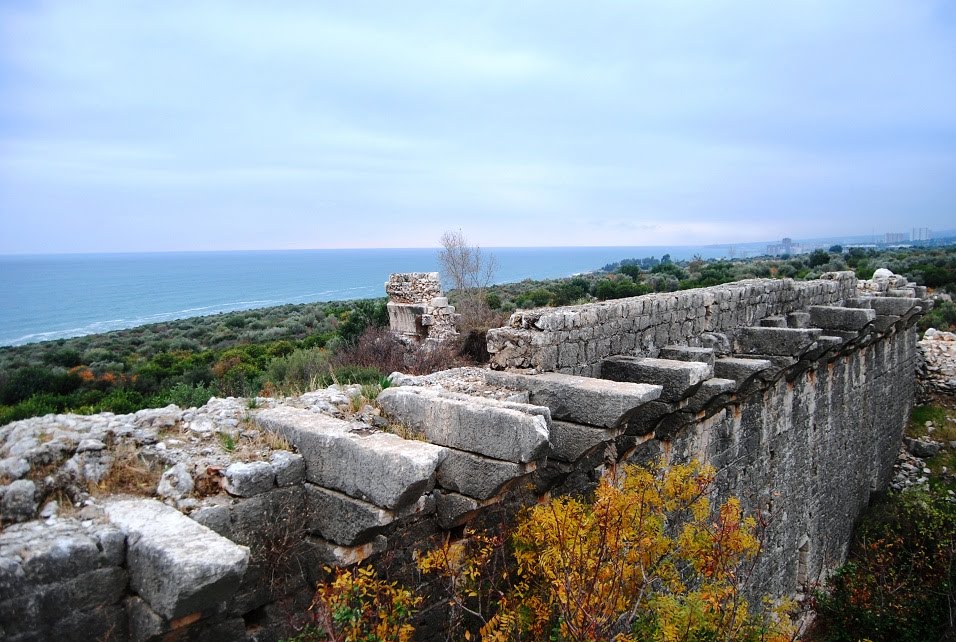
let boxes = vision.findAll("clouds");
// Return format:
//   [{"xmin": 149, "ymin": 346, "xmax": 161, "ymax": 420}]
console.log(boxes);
[{"xmin": 1, "ymin": 1, "xmax": 954, "ymax": 253}]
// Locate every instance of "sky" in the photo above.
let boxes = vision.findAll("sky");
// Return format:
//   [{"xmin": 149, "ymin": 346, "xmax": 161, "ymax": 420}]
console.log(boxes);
[{"xmin": 0, "ymin": 1, "xmax": 954, "ymax": 254}]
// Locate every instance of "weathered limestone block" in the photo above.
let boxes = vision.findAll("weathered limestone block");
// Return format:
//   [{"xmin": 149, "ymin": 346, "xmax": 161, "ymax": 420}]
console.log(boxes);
[
  {"xmin": 759, "ymin": 316, "xmax": 787, "ymax": 328},
  {"xmin": 549, "ymin": 420, "xmax": 618, "ymax": 463},
  {"xmin": 483, "ymin": 370, "xmax": 661, "ymax": 429},
  {"xmin": 809, "ymin": 305, "xmax": 876, "ymax": 331},
  {"xmin": 270, "ymin": 450, "xmax": 306, "ymax": 486},
  {"xmin": 156, "ymin": 462, "xmax": 194, "ymax": 501},
  {"xmin": 103, "ymin": 498, "xmax": 249, "ymax": 620},
  {"xmin": 435, "ymin": 492, "xmax": 499, "ymax": 529},
  {"xmin": 223, "ymin": 461, "xmax": 275, "ymax": 497},
  {"xmin": 658, "ymin": 345, "xmax": 716, "ymax": 367},
  {"xmin": 867, "ymin": 297, "xmax": 919, "ymax": 316},
  {"xmin": 734, "ymin": 327, "xmax": 821, "ymax": 357},
  {"xmin": 601, "ymin": 357, "xmax": 713, "ymax": 402},
  {"xmin": 305, "ymin": 484, "xmax": 396, "ymax": 546},
  {"xmin": 713, "ymin": 357, "xmax": 773, "ymax": 390},
  {"xmin": 684, "ymin": 378, "xmax": 737, "ymax": 414},
  {"xmin": 1, "ymin": 479, "xmax": 37, "ymax": 523},
  {"xmin": 376, "ymin": 387, "xmax": 550, "ymax": 463},
  {"xmin": 786, "ymin": 311, "xmax": 811, "ymax": 328},
  {"xmin": 437, "ymin": 450, "xmax": 534, "ymax": 499},
  {"xmin": 256, "ymin": 406, "xmax": 447, "ymax": 509},
  {"xmin": 0, "ymin": 519, "xmax": 128, "ymax": 640},
  {"xmin": 871, "ymin": 315, "xmax": 901, "ymax": 334}
]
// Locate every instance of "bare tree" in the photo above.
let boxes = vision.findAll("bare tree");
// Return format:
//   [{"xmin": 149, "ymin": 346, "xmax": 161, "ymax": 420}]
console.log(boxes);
[{"xmin": 438, "ymin": 230, "xmax": 498, "ymax": 329}]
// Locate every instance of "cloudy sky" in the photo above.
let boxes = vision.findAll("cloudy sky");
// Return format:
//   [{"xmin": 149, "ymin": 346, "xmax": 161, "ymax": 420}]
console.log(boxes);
[{"xmin": 1, "ymin": 1, "xmax": 954, "ymax": 254}]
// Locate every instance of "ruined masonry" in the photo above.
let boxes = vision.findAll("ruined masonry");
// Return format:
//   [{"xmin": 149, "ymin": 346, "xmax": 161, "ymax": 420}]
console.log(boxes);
[
  {"xmin": 0, "ymin": 270, "xmax": 932, "ymax": 641},
  {"xmin": 385, "ymin": 272, "xmax": 459, "ymax": 342}
]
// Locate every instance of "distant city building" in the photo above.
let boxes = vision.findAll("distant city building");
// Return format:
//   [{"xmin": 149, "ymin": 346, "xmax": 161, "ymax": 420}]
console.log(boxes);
[
  {"xmin": 884, "ymin": 232, "xmax": 907, "ymax": 244},
  {"xmin": 911, "ymin": 228, "xmax": 932, "ymax": 242},
  {"xmin": 766, "ymin": 237, "xmax": 805, "ymax": 256}
]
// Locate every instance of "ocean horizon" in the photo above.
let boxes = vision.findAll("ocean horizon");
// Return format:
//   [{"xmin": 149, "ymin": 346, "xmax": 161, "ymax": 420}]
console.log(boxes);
[{"xmin": 0, "ymin": 245, "xmax": 741, "ymax": 347}]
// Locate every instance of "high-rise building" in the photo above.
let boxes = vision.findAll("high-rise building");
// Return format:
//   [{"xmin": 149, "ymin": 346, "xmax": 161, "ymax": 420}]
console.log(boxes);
[
  {"xmin": 884, "ymin": 232, "xmax": 906, "ymax": 244},
  {"xmin": 911, "ymin": 228, "xmax": 932, "ymax": 242}
]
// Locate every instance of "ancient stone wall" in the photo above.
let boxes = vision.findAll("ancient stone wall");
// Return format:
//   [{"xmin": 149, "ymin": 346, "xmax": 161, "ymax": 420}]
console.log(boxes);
[
  {"xmin": 487, "ymin": 272, "xmax": 860, "ymax": 375},
  {"xmin": 385, "ymin": 272, "xmax": 459, "ymax": 342},
  {"xmin": 0, "ymin": 272, "xmax": 930, "ymax": 641}
]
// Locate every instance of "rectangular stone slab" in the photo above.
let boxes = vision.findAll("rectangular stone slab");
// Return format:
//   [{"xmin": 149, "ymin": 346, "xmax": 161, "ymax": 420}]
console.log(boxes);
[
  {"xmin": 305, "ymin": 484, "xmax": 396, "ymax": 546},
  {"xmin": 437, "ymin": 449, "xmax": 534, "ymax": 499},
  {"xmin": 103, "ymin": 498, "xmax": 249, "ymax": 620},
  {"xmin": 867, "ymin": 297, "xmax": 918, "ymax": 316},
  {"xmin": 601, "ymin": 356, "xmax": 713, "ymax": 402},
  {"xmin": 733, "ymin": 327, "xmax": 821, "ymax": 356},
  {"xmin": 376, "ymin": 387, "xmax": 550, "ymax": 463},
  {"xmin": 809, "ymin": 306, "xmax": 876, "ymax": 331},
  {"xmin": 549, "ymin": 420, "xmax": 619, "ymax": 463},
  {"xmin": 256, "ymin": 406, "xmax": 448, "ymax": 509},
  {"xmin": 484, "ymin": 370, "xmax": 661, "ymax": 429},
  {"xmin": 713, "ymin": 357, "xmax": 773, "ymax": 389},
  {"xmin": 658, "ymin": 345, "xmax": 716, "ymax": 367}
]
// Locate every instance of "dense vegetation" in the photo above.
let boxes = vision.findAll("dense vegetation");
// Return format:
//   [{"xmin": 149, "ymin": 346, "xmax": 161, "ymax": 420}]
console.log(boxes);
[
  {"xmin": 2, "ymin": 245, "xmax": 954, "ymax": 427},
  {"xmin": 0, "ymin": 299, "xmax": 399, "ymax": 424}
]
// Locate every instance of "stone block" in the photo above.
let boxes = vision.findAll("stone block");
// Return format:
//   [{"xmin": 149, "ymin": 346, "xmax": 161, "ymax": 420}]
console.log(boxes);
[
  {"xmin": 759, "ymin": 316, "xmax": 787, "ymax": 328},
  {"xmin": 713, "ymin": 357, "xmax": 773, "ymax": 390},
  {"xmin": 223, "ymin": 461, "xmax": 275, "ymax": 497},
  {"xmin": 734, "ymin": 327, "xmax": 821, "ymax": 357},
  {"xmin": 658, "ymin": 345, "xmax": 716, "ymax": 367},
  {"xmin": 601, "ymin": 357, "xmax": 712, "ymax": 402},
  {"xmin": 376, "ymin": 388, "xmax": 550, "ymax": 463},
  {"xmin": 809, "ymin": 305, "xmax": 876, "ymax": 331},
  {"xmin": 867, "ymin": 297, "xmax": 918, "ymax": 316},
  {"xmin": 103, "ymin": 497, "xmax": 249, "ymax": 620},
  {"xmin": 256, "ymin": 406, "xmax": 447, "ymax": 509},
  {"xmin": 684, "ymin": 378, "xmax": 737, "ymax": 413},
  {"xmin": 437, "ymin": 450, "xmax": 533, "ymax": 499},
  {"xmin": 270, "ymin": 450, "xmax": 306, "ymax": 486},
  {"xmin": 786, "ymin": 311, "xmax": 811, "ymax": 328},
  {"xmin": 484, "ymin": 370, "xmax": 661, "ymax": 429},
  {"xmin": 435, "ymin": 492, "xmax": 498, "ymax": 529},
  {"xmin": 1, "ymin": 479, "xmax": 36, "ymax": 522},
  {"xmin": 549, "ymin": 420, "xmax": 618, "ymax": 463},
  {"xmin": 871, "ymin": 315, "xmax": 900, "ymax": 333},
  {"xmin": 304, "ymin": 484, "xmax": 395, "ymax": 545}
]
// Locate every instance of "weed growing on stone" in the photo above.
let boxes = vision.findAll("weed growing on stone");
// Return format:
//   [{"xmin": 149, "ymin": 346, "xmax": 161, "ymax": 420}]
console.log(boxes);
[
  {"xmin": 218, "ymin": 432, "xmax": 237, "ymax": 452},
  {"xmin": 88, "ymin": 442, "xmax": 163, "ymax": 497}
]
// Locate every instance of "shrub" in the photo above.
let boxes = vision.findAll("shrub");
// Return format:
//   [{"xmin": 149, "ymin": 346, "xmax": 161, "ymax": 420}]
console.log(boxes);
[
  {"xmin": 419, "ymin": 459, "xmax": 795, "ymax": 642},
  {"xmin": 813, "ymin": 489, "xmax": 956, "ymax": 642}
]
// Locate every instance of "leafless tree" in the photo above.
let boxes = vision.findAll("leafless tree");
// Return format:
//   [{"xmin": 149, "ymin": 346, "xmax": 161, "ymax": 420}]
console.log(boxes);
[{"xmin": 438, "ymin": 230, "xmax": 498, "ymax": 329}]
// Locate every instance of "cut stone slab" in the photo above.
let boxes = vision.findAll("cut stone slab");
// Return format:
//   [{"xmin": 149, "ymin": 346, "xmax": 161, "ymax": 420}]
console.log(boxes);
[
  {"xmin": 435, "ymin": 492, "xmax": 498, "ymax": 529},
  {"xmin": 437, "ymin": 449, "xmax": 534, "ymax": 499},
  {"xmin": 256, "ymin": 406, "xmax": 448, "ymax": 509},
  {"xmin": 871, "ymin": 315, "xmax": 900, "ymax": 333},
  {"xmin": 713, "ymin": 357, "xmax": 773, "ymax": 390},
  {"xmin": 734, "ymin": 327, "xmax": 821, "ymax": 357},
  {"xmin": 223, "ymin": 461, "xmax": 275, "ymax": 497},
  {"xmin": 103, "ymin": 497, "xmax": 249, "ymax": 620},
  {"xmin": 867, "ymin": 297, "xmax": 918, "ymax": 316},
  {"xmin": 809, "ymin": 306, "xmax": 876, "ymax": 331},
  {"xmin": 305, "ymin": 484, "xmax": 396, "ymax": 546},
  {"xmin": 786, "ymin": 311, "xmax": 811, "ymax": 328},
  {"xmin": 549, "ymin": 420, "xmax": 618, "ymax": 463},
  {"xmin": 270, "ymin": 451, "xmax": 306, "ymax": 486},
  {"xmin": 684, "ymin": 378, "xmax": 737, "ymax": 413},
  {"xmin": 601, "ymin": 356, "xmax": 713, "ymax": 402},
  {"xmin": 484, "ymin": 370, "xmax": 661, "ymax": 429},
  {"xmin": 376, "ymin": 387, "xmax": 550, "ymax": 463},
  {"xmin": 658, "ymin": 345, "xmax": 716, "ymax": 367},
  {"xmin": 758, "ymin": 316, "xmax": 787, "ymax": 328}
]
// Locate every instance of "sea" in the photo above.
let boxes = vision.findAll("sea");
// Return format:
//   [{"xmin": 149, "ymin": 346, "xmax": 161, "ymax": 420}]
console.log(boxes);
[{"xmin": 0, "ymin": 245, "xmax": 736, "ymax": 347}]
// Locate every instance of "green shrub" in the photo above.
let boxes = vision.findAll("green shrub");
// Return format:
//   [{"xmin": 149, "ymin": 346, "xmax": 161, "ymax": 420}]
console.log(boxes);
[{"xmin": 813, "ymin": 489, "xmax": 956, "ymax": 642}]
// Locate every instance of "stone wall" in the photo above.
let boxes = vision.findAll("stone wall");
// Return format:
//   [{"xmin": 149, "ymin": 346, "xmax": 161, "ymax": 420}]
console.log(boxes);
[
  {"xmin": 0, "ymin": 272, "xmax": 930, "ymax": 641},
  {"xmin": 487, "ymin": 272, "xmax": 860, "ymax": 375},
  {"xmin": 385, "ymin": 272, "xmax": 459, "ymax": 342}
]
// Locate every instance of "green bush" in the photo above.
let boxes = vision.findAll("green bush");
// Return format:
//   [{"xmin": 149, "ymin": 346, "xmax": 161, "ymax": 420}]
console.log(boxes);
[{"xmin": 813, "ymin": 489, "xmax": 956, "ymax": 642}]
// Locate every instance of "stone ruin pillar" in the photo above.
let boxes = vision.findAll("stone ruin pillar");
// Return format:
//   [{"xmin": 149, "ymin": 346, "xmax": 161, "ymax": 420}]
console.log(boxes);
[{"xmin": 385, "ymin": 272, "xmax": 459, "ymax": 342}]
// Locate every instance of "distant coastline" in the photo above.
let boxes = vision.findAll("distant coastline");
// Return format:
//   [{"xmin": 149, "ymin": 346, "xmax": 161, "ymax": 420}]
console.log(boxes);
[{"xmin": 0, "ymin": 246, "xmax": 733, "ymax": 347}]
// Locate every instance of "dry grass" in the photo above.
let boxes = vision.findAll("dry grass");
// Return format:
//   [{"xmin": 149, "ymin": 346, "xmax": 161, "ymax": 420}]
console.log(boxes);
[
  {"xmin": 87, "ymin": 442, "xmax": 164, "ymax": 497},
  {"xmin": 385, "ymin": 422, "xmax": 427, "ymax": 442}
]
